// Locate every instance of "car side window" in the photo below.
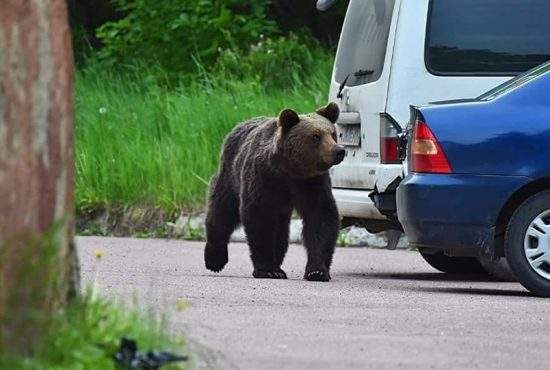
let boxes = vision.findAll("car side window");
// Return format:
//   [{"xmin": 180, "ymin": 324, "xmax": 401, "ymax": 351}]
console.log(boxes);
[{"xmin": 426, "ymin": 0, "xmax": 550, "ymax": 75}]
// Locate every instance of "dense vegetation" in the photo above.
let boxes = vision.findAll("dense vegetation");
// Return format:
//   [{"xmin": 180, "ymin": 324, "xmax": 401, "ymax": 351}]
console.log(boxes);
[
  {"xmin": 73, "ymin": 0, "xmax": 345, "ymax": 214},
  {"xmin": 76, "ymin": 57, "xmax": 332, "ymax": 212},
  {"xmin": 1, "ymin": 291, "xmax": 186, "ymax": 369}
]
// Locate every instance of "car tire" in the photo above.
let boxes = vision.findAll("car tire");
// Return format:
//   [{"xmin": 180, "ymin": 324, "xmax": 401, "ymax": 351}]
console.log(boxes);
[
  {"xmin": 476, "ymin": 255, "xmax": 516, "ymax": 282},
  {"xmin": 419, "ymin": 250, "xmax": 485, "ymax": 274},
  {"xmin": 505, "ymin": 191, "xmax": 550, "ymax": 297}
]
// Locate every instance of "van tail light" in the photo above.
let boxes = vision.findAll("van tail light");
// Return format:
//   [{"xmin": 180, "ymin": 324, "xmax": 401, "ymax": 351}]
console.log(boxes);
[
  {"xmin": 380, "ymin": 114, "xmax": 400, "ymax": 164},
  {"xmin": 411, "ymin": 118, "xmax": 452, "ymax": 173}
]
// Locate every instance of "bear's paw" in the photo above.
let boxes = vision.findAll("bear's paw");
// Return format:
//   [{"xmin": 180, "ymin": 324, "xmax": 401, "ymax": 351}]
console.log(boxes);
[
  {"xmin": 253, "ymin": 268, "xmax": 288, "ymax": 279},
  {"xmin": 304, "ymin": 269, "xmax": 331, "ymax": 282},
  {"xmin": 204, "ymin": 243, "xmax": 228, "ymax": 272}
]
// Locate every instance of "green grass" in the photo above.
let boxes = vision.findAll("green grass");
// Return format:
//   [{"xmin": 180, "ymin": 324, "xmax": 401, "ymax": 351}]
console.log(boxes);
[
  {"xmin": 75, "ymin": 56, "xmax": 333, "ymax": 213},
  {"xmin": 0, "ymin": 291, "xmax": 186, "ymax": 370}
]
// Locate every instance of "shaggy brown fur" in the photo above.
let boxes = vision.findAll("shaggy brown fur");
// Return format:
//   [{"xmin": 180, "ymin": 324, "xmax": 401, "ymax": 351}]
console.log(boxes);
[{"xmin": 204, "ymin": 103, "xmax": 344, "ymax": 281}]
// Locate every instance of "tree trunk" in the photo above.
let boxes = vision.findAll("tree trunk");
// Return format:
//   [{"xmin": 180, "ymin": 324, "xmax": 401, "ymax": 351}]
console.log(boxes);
[{"xmin": 0, "ymin": 0, "xmax": 77, "ymax": 354}]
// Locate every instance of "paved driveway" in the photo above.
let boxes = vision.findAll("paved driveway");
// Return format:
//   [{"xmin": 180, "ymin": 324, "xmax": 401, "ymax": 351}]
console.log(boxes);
[{"xmin": 78, "ymin": 237, "xmax": 550, "ymax": 370}]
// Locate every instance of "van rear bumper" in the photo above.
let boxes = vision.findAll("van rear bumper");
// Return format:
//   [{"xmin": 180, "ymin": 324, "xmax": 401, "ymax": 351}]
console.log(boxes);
[{"xmin": 332, "ymin": 188, "xmax": 386, "ymax": 220}]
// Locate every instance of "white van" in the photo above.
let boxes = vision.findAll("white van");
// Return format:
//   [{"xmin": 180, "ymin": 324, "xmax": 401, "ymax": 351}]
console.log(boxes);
[{"xmin": 321, "ymin": 0, "xmax": 550, "ymax": 237}]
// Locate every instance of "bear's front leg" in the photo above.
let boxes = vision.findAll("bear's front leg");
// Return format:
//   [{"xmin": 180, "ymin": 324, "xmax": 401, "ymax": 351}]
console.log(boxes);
[
  {"xmin": 293, "ymin": 175, "xmax": 340, "ymax": 282},
  {"xmin": 241, "ymin": 201, "xmax": 287, "ymax": 279},
  {"xmin": 301, "ymin": 206, "xmax": 339, "ymax": 282}
]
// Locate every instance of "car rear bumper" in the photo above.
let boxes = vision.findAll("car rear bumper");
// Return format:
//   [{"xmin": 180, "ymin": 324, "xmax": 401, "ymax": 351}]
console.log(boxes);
[
  {"xmin": 396, "ymin": 173, "xmax": 529, "ymax": 253},
  {"xmin": 332, "ymin": 188, "xmax": 386, "ymax": 219}
]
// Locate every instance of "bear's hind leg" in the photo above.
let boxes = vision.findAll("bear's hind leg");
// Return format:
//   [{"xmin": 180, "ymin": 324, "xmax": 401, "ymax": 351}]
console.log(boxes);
[{"xmin": 204, "ymin": 174, "xmax": 239, "ymax": 272}]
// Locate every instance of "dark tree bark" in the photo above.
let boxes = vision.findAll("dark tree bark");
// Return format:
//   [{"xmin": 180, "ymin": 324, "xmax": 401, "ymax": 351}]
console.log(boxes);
[{"xmin": 0, "ymin": 0, "xmax": 78, "ymax": 354}]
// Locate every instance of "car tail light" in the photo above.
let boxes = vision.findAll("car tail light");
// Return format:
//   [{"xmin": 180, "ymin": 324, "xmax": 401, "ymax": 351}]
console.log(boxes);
[
  {"xmin": 380, "ymin": 114, "xmax": 400, "ymax": 164},
  {"xmin": 410, "ymin": 118, "xmax": 452, "ymax": 173}
]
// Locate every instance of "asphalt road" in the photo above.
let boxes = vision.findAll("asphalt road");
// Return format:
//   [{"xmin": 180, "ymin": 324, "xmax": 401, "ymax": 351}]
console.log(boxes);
[{"xmin": 78, "ymin": 237, "xmax": 550, "ymax": 370}]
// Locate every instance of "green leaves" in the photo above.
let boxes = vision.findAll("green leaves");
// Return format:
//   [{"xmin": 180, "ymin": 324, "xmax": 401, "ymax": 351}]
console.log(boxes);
[
  {"xmin": 96, "ymin": 0, "xmax": 277, "ymax": 77},
  {"xmin": 216, "ymin": 32, "xmax": 328, "ymax": 89},
  {"xmin": 0, "ymin": 291, "xmax": 185, "ymax": 369}
]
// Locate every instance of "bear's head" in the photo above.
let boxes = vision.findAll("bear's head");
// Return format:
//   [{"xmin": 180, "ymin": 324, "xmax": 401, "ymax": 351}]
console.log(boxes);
[{"xmin": 274, "ymin": 102, "xmax": 345, "ymax": 178}]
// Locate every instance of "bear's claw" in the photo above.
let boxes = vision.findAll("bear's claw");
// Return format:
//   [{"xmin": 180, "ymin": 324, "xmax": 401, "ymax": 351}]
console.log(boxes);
[
  {"xmin": 253, "ymin": 269, "xmax": 287, "ymax": 279},
  {"xmin": 305, "ymin": 270, "xmax": 331, "ymax": 282}
]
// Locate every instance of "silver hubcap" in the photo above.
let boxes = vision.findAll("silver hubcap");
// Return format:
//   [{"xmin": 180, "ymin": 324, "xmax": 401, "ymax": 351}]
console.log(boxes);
[{"xmin": 523, "ymin": 210, "xmax": 550, "ymax": 280}]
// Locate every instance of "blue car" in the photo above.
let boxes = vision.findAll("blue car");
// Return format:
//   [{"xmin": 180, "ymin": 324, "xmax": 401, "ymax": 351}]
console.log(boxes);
[{"xmin": 397, "ymin": 61, "xmax": 550, "ymax": 296}]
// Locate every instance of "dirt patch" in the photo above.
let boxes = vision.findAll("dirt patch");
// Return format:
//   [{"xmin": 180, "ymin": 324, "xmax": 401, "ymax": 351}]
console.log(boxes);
[
  {"xmin": 77, "ymin": 207, "xmax": 409, "ymax": 248},
  {"xmin": 77, "ymin": 207, "xmax": 182, "ymax": 238}
]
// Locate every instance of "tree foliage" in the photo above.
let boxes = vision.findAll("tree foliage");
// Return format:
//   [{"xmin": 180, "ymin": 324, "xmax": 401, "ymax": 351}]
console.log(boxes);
[
  {"xmin": 97, "ymin": 0, "xmax": 278, "ymax": 74},
  {"xmin": 216, "ymin": 32, "xmax": 329, "ymax": 88}
]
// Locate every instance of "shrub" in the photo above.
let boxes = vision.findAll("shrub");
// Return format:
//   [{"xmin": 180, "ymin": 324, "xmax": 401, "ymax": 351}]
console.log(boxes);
[
  {"xmin": 0, "ymin": 290, "xmax": 186, "ymax": 370},
  {"xmin": 216, "ymin": 32, "xmax": 331, "ymax": 89},
  {"xmin": 96, "ymin": 0, "xmax": 277, "ymax": 76}
]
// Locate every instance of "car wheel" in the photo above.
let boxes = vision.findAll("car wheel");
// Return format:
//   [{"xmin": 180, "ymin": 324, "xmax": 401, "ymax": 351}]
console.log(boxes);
[
  {"xmin": 505, "ymin": 191, "xmax": 550, "ymax": 297},
  {"xmin": 419, "ymin": 250, "xmax": 485, "ymax": 274},
  {"xmin": 476, "ymin": 255, "xmax": 516, "ymax": 282}
]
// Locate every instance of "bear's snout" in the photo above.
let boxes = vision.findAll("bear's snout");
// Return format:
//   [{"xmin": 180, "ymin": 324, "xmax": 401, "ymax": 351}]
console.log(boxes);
[{"xmin": 333, "ymin": 145, "xmax": 346, "ymax": 165}]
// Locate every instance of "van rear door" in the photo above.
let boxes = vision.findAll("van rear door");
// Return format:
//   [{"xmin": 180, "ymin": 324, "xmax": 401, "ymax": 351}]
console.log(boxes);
[{"xmin": 329, "ymin": 0, "xmax": 398, "ymax": 190}]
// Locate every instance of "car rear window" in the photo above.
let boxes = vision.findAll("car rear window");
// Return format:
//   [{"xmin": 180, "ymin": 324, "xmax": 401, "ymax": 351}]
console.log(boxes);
[
  {"xmin": 478, "ymin": 62, "xmax": 550, "ymax": 101},
  {"xmin": 334, "ymin": 0, "xmax": 395, "ymax": 86},
  {"xmin": 426, "ymin": 0, "xmax": 550, "ymax": 75}
]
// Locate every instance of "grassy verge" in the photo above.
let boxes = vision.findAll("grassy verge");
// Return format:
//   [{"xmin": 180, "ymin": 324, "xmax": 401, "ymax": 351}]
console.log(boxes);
[
  {"xmin": 75, "ymin": 55, "xmax": 333, "ymax": 214},
  {"xmin": 1, "ymin": 291, "xmax": 187, "ymax": 369}
]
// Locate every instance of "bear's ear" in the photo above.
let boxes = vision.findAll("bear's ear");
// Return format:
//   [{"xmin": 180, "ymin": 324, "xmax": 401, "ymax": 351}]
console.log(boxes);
[
  {"xmin": 316, "ymin": 102, "xmax": 340, "ymax": 124},
  {"xmin": 278, "ymin": 108, "xmax": 300, "ymax": 133}
]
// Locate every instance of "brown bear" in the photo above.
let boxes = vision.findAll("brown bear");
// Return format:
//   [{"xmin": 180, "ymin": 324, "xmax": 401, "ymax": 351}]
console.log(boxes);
[{"xmin": 204, "ymin": 102, "xmax": 344, "ymax": 281}]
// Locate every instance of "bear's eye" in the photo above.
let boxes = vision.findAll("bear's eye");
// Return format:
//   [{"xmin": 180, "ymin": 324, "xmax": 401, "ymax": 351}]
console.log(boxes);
[{"xmin": 311, "ymin": 134, "xmax": 322, "ymax": 144}]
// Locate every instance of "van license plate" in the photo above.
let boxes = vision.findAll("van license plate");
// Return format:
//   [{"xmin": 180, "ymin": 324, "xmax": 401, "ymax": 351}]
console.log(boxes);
[{"xmin": 339, "ymin": 125, "xmax": 361, "ymax": 146}]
